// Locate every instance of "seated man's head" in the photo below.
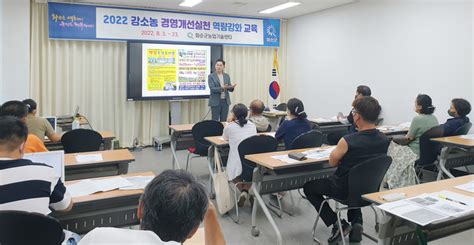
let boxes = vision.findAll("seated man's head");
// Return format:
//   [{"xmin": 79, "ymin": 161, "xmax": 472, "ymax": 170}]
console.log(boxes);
[
  {"xmin": 351, "ymin": 96, "xmax": 381, "ymax": 128},
  {"xmin": 0, "ymin": 116, "xmax": 28, "ymax": 157},
  {"xmin": 138, "ymin": 170, "xmax": 208, "ymax": 243},
  {"xmin": 249, "ymin": 99, "xmax": 265, "ymax": 116},
  {"xmin": 0, "ymin": 100, "xmax": 29, "ymax": 122},
  {"xmin": 355, "ymin": 85, "xmax": 371, "ymax": 99}
]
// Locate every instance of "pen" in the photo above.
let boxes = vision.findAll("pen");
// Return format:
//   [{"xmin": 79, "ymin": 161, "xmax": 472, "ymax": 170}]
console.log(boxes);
[{"xmin": 438, "ymin": 195, "xmax": 468, "ymax": 206}]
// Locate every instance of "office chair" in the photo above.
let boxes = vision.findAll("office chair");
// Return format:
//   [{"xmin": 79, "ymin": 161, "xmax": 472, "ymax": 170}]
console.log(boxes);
[
  {"xmin": 186, "ymin": 120, "xmax": 224, "ymax": 171},
  {"xmin": 291, "ymin": 130, "xmax": 323, "ymax": 150},
  {"xmin": 453, "ymin": 122, "xmax": 472, "ymax": 136},
  {"xmin": 414, "ymin": 125, "xmax": 444, "ymax": 183},
  {"xmin": 61, "ymin": 128, "xmax": 103, "ymax": 153},
  {"xmin": 0, "ymin": 210, "xmax": 65, "ymax": 245},
  {"xmin": 312, "ymin": 155, "xmax": 392, "ymax": 245},
  {"xmin": 275, "ymin": 103, "xmax": 287, "ymax": 111},
  {"xmin": 257, "ymin": 124, "xmax": 272, "ymax": 133},
  {"xmin": 230, "ymin": 135, "xmax": 278, "ymax": 223}
]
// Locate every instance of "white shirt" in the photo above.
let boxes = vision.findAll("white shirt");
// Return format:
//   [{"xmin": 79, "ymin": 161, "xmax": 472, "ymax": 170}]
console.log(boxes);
[
  {"xmin": 79, "ymin": 227, "xmax": 181, "ymax": 245},
  {"xmin": 223, "ymin": 121, "xmax": 257, "ymax": 180}
]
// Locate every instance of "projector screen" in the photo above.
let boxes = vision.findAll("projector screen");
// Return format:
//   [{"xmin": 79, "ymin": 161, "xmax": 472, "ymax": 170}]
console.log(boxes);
[{"xmin": 127, "ymin": 42, "xmax": 223, "ymax": 101}]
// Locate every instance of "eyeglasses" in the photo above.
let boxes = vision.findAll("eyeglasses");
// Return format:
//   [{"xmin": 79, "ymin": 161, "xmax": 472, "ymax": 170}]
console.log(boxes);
[{"xmin": 351, "ymin": 109, "xmax": 359, "ymax": 115}]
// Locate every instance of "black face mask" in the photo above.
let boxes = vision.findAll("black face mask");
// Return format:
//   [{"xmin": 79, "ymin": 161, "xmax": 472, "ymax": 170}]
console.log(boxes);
[{"xmin": 448, "ymin": 109, "xmax": 456, "ymax": 117}]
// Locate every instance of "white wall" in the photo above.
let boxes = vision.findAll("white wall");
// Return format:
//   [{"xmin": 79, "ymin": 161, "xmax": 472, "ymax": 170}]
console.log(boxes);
[
  {"xmin": 287, "ymin": 0, "xmax": 473, "ymax": 125},
  {"xmin": 0, "ymin": 0, "xmax": 30, "ymax": 103}
]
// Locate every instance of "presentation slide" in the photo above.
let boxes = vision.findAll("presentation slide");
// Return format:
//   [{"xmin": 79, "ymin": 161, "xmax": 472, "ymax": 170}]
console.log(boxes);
[{"xmin": 141, "ymin": 43, "xmax": 211, "ymax": 98}]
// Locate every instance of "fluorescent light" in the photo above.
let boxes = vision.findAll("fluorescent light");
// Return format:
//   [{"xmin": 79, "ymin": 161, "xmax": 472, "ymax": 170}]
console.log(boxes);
[
  {"xmin": 259, "ymin": 2, "xmax": 301, "ymax": 14},
  {"xmin": 179, "ymin": 0, "xmax": 202, "ymax": 7}
]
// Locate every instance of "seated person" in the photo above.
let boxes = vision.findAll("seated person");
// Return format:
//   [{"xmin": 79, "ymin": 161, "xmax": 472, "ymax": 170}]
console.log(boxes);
[
  {"xmin": 23, "ymin": 99, "xmax": 62, "ymax": 142},
  {"xmin": 0, "ymin": 101, "xmax": 48, "ymax": 153},
  {"xmin": 0, "ymin": 116, "xmax": 73, "ymax": 214},
  {"xmin": 303, "ymin": 96, "xmax": 390, "ymax": 243},
  {"xmin": 248, "ymin": 99, "xmax": 270, "ymax": 132},
  {"xmin": 442, "ymin": 98, "xmax": 471, "ymax": 136},
  {"xmin": 275, "ymin": 98, "xmax": 311, "ymax": 150},
  {"xmin": 383, "ymin": 94, "xmax": 439, "ymax": 188},
  {"xmin": 328, "ymin": 85, "xmax": 372, "ymax": 145},
  {"xmin": 79, "ymin": 170, "xmax": 225, "ymax": 245},
  {"xmin": 223, "ymin": 103, "xmax": 257, "ymax": 206}
]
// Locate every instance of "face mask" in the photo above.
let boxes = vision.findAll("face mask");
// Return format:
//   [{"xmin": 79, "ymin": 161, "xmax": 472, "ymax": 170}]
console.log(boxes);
[{"xmin": 448, "ymin": 109, "xmax": 456, "ymax": 117}]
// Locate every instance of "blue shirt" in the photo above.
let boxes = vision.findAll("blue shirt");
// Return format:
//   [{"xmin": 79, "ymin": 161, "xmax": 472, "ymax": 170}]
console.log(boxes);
[
  {"xmin": 442, "ymin": 116, "xmax": 470, "ymax": 136},
  {"xmin": 275, "ymin": 118, "xmax": 312, "ymax": 150}
]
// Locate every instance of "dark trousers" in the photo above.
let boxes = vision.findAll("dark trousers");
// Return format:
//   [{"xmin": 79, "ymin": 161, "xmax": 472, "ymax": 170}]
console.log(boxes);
[
  {"xmin": 303, "ymin": 177, "xmax": 362, "ymax": 227},
  {"xmin": 211, "ymin": 99, "xmax": 229, "ymax": 122}
]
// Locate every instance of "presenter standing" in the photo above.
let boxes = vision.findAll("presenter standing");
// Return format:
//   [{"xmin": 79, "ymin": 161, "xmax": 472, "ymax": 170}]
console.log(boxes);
[{"xmin": 208, "ymin": 59, "xmax": 236, "ymax": 121}]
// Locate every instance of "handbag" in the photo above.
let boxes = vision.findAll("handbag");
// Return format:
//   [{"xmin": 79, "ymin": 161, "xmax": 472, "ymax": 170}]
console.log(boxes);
[{"xmin": 211, "ymin": 147, "xmax": 235, "ymax": 214}]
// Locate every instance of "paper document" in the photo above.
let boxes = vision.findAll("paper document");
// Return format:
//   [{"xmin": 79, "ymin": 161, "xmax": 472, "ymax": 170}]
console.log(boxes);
[
  {"xmin": 313, "ymin": 118, "xmax": 334, "ymax": 123},
  {"xmin": 454, "ymin": 181, "xmax": 474, "ymax": 193},
  {"xmin": 378, "ymin": 191, "xmax": 473, "ymax": 226},
  {"xmin": 66, "ymin": 176, "xmax": 133, "ymax": 198},
  {"xmin": 459, "ymin": 134, "xmax": 474, "ymax": 140},
  {"xmin": 75, "ymin": 153, "xmax": 103, "ymax": 163},
  {"xmin": 399, "ymin": 122, "xmax": 411, "ymax": 128},
  {"xmin": 377, "ymin": 126, "xmax": 407, "ymax": 132},
  {"xmin": 120, "ymin": 176, "xmax": 155, "ymax": 190},
  {"xmin": 302, "ymin": 146, "xmax": 335, "ymax": 160},
  {"xmin": 271, "ymin": 155, "xmax": 300, "ymax": 164}
]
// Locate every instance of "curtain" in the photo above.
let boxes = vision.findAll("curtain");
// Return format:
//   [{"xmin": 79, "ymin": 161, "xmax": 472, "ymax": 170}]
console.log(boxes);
[{"xmin": 30, "ymin": 1, "xmax": 287, "ymax": 147}]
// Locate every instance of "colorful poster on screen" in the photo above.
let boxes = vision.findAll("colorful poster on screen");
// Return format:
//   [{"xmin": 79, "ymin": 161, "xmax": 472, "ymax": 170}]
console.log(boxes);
[
  {"xmin": 142, "ymin": 44, "xmax": 211, "ymax": 97},
  {"xmin": 48, "ymin": 2, "xmax": 280, "ymax": 47}
]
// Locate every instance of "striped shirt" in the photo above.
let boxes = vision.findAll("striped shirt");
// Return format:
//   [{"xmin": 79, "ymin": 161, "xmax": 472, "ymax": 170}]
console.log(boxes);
[{"xmin": 0, "ymin": 158, "xmax": 72, "ymax": 214}]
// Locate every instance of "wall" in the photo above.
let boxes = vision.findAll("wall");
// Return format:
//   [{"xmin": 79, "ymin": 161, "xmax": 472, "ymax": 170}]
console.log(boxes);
[
  {"xmin": 287, "ymin": 0, "xmax": 473, "ymax": 125},
  {"xmin": 0, "ymin": 0, "xmax": 30, "ymax": 103}
]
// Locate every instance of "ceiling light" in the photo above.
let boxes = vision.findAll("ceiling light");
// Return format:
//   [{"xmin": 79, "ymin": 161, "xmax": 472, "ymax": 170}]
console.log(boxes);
[
  {"xmin": 179, "ymin": 0, "xmax": 202, "ymax": 8},
  {"xmin": 259, "ymin": 2, "xmax": 301, "ymax": 14}
]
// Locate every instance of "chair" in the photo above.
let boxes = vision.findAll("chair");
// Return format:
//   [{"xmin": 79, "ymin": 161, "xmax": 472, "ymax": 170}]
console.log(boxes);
[
  {"xmin": 275, "ymin": 103, "xmax": 287, "ymax": 111},
  {"xmin": 186, "ymin": 120, "xmax": 224, "ymax": 171},
  {"xmin": 0, "ymin": 210, "xmax": 65, "ymax": 245},
  {"xmin": 290, "ymin": 130, "xmax": 323, "ymax": 150},
  {"xmin": 453, "ymin": 122, "xmax": 472, "ymax": 136},
  {"xmin": 61, "ymin": 129, "xmax": 103, "ymax": 153},
  {"xmin": 414, "ymin": 126, "xmax": 444, "ymax": 182},
  {"xmin": 312, "ymin": 155, "xmax": 392, "ymax": 245},
  {"xmin": 230, "ymin": 135, "xmax": 278, "ymax": 223}
]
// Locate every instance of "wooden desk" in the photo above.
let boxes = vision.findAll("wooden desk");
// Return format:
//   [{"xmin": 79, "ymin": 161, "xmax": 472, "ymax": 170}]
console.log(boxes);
[
  {"xmin": 363, "ymin": 175, "xmax": 474, "ymax": 245},
  {"xmin": 377, "ymin": 125, "xmax": 409, "ymax": 136},
  {"xmin": 45, "ymin": 131, "xmax": 116, "ymax": 151},
  {"xmin": 309, "ymin": 118, "xmax": 341, "ymax": 127},
  {"xmin": 169, "ymin": 124, "xmax": 195, "ymax": 169},
  {"xmin": 244, "ymin": 147, "xmax": 336, "ymax": 245},
  {"xmin": 430, "ymin": 135, "xmax": 474, "ymax": 179},
  {"xmin": 65, "ymin": 149, "xmax": 135, "ymax": 181},
  {"xmin": 52, "ymin": 172, "xmax": 154, "ymax": 234},
  {"xmin": 262, "ymin": 110, "xmax": 287, "ymax": 130}
]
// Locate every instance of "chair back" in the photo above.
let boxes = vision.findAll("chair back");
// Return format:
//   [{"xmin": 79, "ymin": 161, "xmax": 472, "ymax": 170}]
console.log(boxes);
[
  {"xmin": 453, "ymin": 122, "xmax": 472, "ymax": 136},
  {"xmin": 238, "ymin": 135, "xmax": 278, "ymax": 181},
  {"xmin": 0, "ymin": 210, "xmax": 64, "ymax": 245},
  {"xmin": 61, "ymin": 129, "xmax": 103, "ymax": 153},
  {"xmin": 346, "ymin": 155, "xmax": 392, "ymax": 207},
  {"xmin": 416, "ymin": 125, "xmax": 444, "ymax": 166},
  {"xmin": 192, "ymin": 120, "xmax": 224, "ymax": 156},
  {"xmin": 275, "ymin": 103, "xmax": 287, "ymax": 111},
  {"xmin": 290, "ymin": 130, "xmax": 323, "ymax": 150}
]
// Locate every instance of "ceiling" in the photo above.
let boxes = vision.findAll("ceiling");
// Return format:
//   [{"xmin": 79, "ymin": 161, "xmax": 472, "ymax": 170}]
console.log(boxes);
[{"xmin": 59, "ymin": 0, "xmax": 355, "ymax": 19}]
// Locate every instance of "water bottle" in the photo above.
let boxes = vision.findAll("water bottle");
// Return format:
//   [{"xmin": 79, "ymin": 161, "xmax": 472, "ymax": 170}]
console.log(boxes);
[{"xmin": 72, "ymin": 117, "xmax": 80, "ymax": 130}]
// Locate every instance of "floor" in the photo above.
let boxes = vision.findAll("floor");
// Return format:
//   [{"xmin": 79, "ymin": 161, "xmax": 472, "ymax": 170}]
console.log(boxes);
[{"xmin": 127, "ymin": 146, "xmax": 473, "ymax": 245}]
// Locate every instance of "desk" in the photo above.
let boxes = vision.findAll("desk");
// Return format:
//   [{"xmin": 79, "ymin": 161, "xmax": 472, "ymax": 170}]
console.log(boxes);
[
  {"xmin": 262, "ymin": 110, "xmax": 287, "ymax": 130},
  {"xmin": 377, "ymin": 126, "xmax": 409, "ymax": 136},
  {"xmin": 44, "ymin": 131, "xmax": 116, "ymax": 151},
  {"xmin": 244, "ymin": 147, "xmax": 336, "ymax": 245},
  {"xmin": 308, "ymin": 118, "xmax": 351, "ymax": 143},
  {"xmin": 169, "ymin": 124, "xmax": 195, "ymax": 169},
  {"xmin": 65, "ymin": 149, "xmax": 135, "ymax": 181},
  {"xmin": 363, "ymin": 175, "xmax": 474, "ymax": 245},
  {"xmin": 431, "ymin": 135, "xmax": 474, "ymax": 179},
  {"xmin": 52, "ymin": 172, "xmax": 154, "ymax": 234}
]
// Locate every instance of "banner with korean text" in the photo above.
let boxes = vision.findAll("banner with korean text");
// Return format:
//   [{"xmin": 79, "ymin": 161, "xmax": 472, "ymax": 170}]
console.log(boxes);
[{"xmin": 48, "ymin": 2, "xmax": 280, "ymax": 47}]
